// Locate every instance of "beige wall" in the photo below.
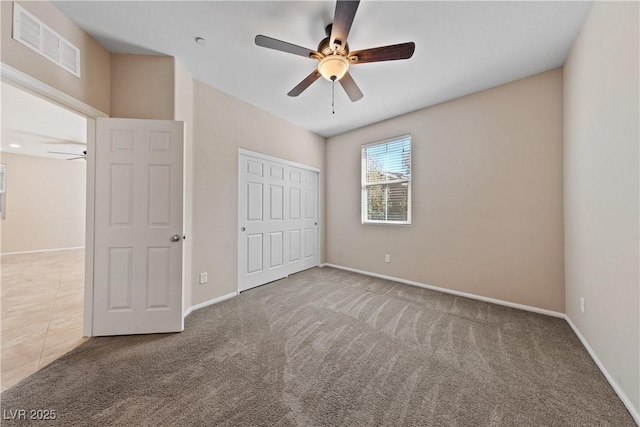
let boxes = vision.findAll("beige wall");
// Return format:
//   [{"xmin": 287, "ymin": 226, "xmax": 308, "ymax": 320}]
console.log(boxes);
[
  {"xmin": 326, "ymin": 69, "xmax": 565, "ymax": 312},
  {"xmin": 191, "ymin": 80, "xmax": 325, "ymax": 305},
  {"xmin": 564, "ymin": 1, "xmax": 639, "ymax": 414},
  {"xmin": 0, "ymin": 1, "xmax": 111, "ymax": 114},
  {"xmin": 0, "ymin": 152, "xmax": 86, "ymax": 253},
  {"xmin": 109, "ymin": 57, "xmax": 325, "ymax": 310},
  {"xmin": 110, "ymin": 54, "xmax": 175, "ymax": 120}
]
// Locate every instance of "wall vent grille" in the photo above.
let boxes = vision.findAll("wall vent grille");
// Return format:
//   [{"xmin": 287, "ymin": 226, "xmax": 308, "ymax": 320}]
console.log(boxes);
[{"xmin": 12, "ymin": 3, "xmax": 81, "ymax": 78}]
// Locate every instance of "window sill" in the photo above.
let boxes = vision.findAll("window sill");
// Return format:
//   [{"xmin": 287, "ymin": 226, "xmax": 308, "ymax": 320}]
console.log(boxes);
[{"xmin": 362, "ymin": 220, "xmax": 411, "ymax": 226}]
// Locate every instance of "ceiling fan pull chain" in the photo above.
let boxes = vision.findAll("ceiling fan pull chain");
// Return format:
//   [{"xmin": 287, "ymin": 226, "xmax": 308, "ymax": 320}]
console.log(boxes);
[{"xmin": 331, "ymin": 76, "xmax": 336, "ymax": 114}]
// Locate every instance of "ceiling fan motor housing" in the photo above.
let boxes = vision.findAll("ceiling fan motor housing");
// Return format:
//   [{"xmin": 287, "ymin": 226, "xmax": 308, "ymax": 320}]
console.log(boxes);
[
  {"xmin": 318, "ymin": 34, "xmax": 349, "ymax": 57},
  {"xmin": 317, "ymin": 24, "xmax": 350, "ymax": 81}
]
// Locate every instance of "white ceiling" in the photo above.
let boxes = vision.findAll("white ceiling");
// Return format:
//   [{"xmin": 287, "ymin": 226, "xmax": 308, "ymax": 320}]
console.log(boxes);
[
  {"xmin": 1, "ymin": 82, "xmax": 87, "ymax": 159},
  {"xmin": 52, "ymin": 1, "xmax": 591, "ymax": 137}
]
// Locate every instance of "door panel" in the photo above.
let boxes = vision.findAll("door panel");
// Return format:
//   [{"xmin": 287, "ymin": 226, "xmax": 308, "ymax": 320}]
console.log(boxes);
[
  {"xmin": 305, "ymin": 190, "xmax": 315, "ymax": 218},
  {"xmin": 247, "ymin": 183, "xmax": 263, "ymax": 221},
  {"xmin": 304, "ymin": 229, "xmax": 315, "ymax": 257},
  {"xmin": 108, "ymin": 247, "xmax": 132, "ymax": 310},
  {"xmin": 110, "ymin": 164, "xmax": 133, "ymax": 225},
  {"xmin": 246, "ymin": 234, "xmax": 263, "ymax": 274},
  {"xmin": 247, "ymin": 160, "xmax": 263, "ymax": 176},
  {"xmin": 239, "ymin": 153, "xmax": 318, "ymax": 290},
  {"xmin": 94, "ymin": 118, "xmax": 183, "ymax": 336},
  {"xmin": 270, "ymin": 184, "xmax": 284, "ymax": 220},
  {"xmin": 270, "ymin": 232, "xmax": 284, "ymax": 268},
  {"xmin": 270, "ymin": 165, "xmax": 284, "ymax": 180},
  {"xmin": 289, "ymin": 187, "xmax": 301, "ymax": 219},
  {"xmin": 147, "ymin": 247, "xmax": 170, "ymax": 308},
  {"xmin": 289, "ymin": 230, "xmax": 301, "ymax": 262},
  {"xmin": 148, "ymin": 165, "xmax": 171, "ymax": 225}
]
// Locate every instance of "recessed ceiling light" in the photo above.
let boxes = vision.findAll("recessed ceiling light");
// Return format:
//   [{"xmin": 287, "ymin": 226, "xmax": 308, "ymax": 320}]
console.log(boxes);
[
  {"xmin": 195, "ymin": 37, "xmax": 207, "ymax": 47},
  {"xmin": 9, "ymin": 143, "xmax": 21, "ymax": 148}
]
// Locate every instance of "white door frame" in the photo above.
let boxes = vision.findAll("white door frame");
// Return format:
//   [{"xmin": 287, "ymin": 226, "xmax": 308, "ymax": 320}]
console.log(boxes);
[
  {"xmin": 237, "ymin": 148, "xmax": 321, "ymax": 294},
  {"xmin": 1, "ymin": 63, "xmax": 107, "ymax": 337}
]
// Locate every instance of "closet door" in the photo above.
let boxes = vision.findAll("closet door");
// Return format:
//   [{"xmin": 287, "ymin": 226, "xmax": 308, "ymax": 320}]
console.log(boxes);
[
  {"xmin": 289, "ymin": 167, "xmax": 318, "ymax": 274},
  {"xmin": 238, "ymin": 156, "xmax": 288, "ymax": 292},
  {"xmin": 238, "ymin": 152, "xmax": 318, "ymax": 291},
  {"xmin": 301, "ymin": 169, "xmax": 318, "ymax": 270},
  {"xmin": 287, "ymin": 167, "xmax": 305, "ymax": 274}
]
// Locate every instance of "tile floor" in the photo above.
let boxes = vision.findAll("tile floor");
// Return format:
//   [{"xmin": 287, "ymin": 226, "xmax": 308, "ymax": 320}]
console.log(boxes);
[{"xmin": 1, "ymin": 249, "xmax": 87, "ymax": 392}]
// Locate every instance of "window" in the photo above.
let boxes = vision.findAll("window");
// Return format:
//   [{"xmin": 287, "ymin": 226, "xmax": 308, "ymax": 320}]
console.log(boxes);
[{"xmin": 362, "ymin": 135, "xmax": 411, "ymax": 224}]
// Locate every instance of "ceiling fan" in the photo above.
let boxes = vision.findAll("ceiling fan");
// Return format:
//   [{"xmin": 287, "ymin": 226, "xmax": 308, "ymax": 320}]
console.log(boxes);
[
  {"xmin": 255, "ymin": 0, "xmax": 415, "ymax": 102},
  {"xmin": 47, "ymin": 150, "xmax": 86, "ymax": 161}
]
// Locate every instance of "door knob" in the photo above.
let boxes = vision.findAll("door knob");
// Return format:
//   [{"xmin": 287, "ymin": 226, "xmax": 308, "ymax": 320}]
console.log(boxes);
[
  {"xmin": 241, "ymin": 227, "xmax": 246, "ymax": 232},
  {"xmin": 170, "ymin": 234, "xmax": 181, "ymax": 242}
]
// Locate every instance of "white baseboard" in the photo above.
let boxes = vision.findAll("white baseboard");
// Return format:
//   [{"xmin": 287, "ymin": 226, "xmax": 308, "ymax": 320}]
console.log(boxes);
[
  {"xmin": 183, "ymin": 291, "xmax": 238, "ymax": 319},
  {"xmin": 1, "ymin": 246, "xmax": 85, "ymax": 256},
  {"xmin": 321, "ymin": 263, "xmax": 565, "ymax": 318},
  {"xmin": 565, "ymin": 316, "xmax": 640, "ymax": 425}
]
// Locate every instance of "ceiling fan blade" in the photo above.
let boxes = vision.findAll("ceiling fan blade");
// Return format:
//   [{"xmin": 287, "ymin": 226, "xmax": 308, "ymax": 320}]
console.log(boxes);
[
  {"xmin": 66, "ymin": 156, "xmax": 86, "ymax": 161},
  {"xmin": 330, "ymin": 0, "xmax": 360, "ymax": 50},
  {"xmin": 288, "ymin": 70, "xmax": 321, "ymax": 97},
  {"xmin": 348, "ymin": 42, "xmax": 415, "ymax": 64},
  {"xmin": 255, "ymin": 35, "xmax": 320, "ymax": 59},
  {"xmin": 339, "ymin": 71, "xmax": 363, "ymax": 102},
  {"xmin": 48, "ymin": 150, "xmax": 82, "ymax": 156},
  {"xmin": 45, "ymin": 140, "xmax": 86, "ymax": 146}
]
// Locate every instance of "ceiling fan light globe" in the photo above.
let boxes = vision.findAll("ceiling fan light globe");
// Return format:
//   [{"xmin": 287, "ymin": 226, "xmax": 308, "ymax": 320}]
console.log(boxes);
[{"xmin": 318, "ymin": 55, "xmax": 349, "ymax": 81}]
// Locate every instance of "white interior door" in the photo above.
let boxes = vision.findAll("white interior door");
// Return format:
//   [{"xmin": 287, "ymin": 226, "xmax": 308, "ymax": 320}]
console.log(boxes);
[
  {"xmin": 238, "ymin": 155, "xmax": 289, "ymax": 291},
  {"xmin": 301, "ymin": 169, "xmax": 318, "ymax": 270},
  {"xmin": 287, "ymin": 167, "xmax": 305, "ymax": 275},
  {"xmin": 93, "ymin": 118, "xmax": 184, "ymax": 336},
  {"xmin": 288, "ymin": 167, "xmax": 318, "ymax": 274},
  {"xmin": 238, "ymin": 152, "xmax": 318, "ymax": 292}
]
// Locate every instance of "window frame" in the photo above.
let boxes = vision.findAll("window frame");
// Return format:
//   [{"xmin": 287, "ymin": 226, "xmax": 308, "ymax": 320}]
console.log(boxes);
[{"xmin": 361, "ymin": 134, "xmax": 412, "ymax": 225}]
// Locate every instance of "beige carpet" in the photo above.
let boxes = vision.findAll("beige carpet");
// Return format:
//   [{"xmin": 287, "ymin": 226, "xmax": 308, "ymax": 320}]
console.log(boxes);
[{"xmin": 1, "ymin": 267, "xmax": 634, "ymax": 426}]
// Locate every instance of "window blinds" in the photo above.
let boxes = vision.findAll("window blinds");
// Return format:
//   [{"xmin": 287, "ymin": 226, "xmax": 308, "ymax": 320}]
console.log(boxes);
[{"xmin": 362, "ymin": 135, "xmax": 411, "ymax": 224}]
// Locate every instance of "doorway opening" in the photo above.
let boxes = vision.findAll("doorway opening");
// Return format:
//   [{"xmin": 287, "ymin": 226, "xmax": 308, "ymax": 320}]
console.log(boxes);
[{"xmin": 1, "ymin": 81, "xmax": 88, "ymax": 391}]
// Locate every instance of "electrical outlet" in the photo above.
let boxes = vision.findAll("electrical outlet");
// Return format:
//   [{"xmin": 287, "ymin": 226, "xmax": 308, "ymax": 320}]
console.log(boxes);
[
  {"xmin": 199, "ymin": 272, "xmax": 208, "ymax": 284},
  {"xmin": 580, "ymin": 297, "xmax": 585, "ymax": 314},
  {"xmin": 385, "ymin": 254, "xmax": 391, "ymax": 263}
]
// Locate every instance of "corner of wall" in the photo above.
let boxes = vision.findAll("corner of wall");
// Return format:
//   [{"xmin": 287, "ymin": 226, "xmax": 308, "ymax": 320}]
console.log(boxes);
[{"xmin": 563, "ymin": 0, "xmax": 640, "ymax": 416}]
